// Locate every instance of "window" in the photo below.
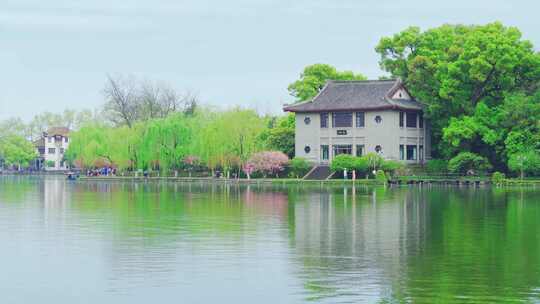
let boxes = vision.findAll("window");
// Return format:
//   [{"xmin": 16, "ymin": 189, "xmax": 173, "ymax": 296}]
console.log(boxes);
[
  {"xmin": 399, "ymin": 145, "xmax": 405, "ymax": 160},
  {"xmin": 304, "ymin": 117, "xmax": 311, "ymax": 125},
  {"xmin": 65, "ymin": 137, "xmax": 69, "ymax": 143},
  {"xmin": 320, "ymin": 113, "xmax": 328, "ymax": 128},
  {"xmin": 332, "ymin": 112, "xmax": 352, "ymax": 128},
  {"xmin": 356, "ymin": 145, "xmax": 365, "ymax": 157},
  {"xmin": 333, "ymin": 145, "xmax": 352, "ymax": 156},
  {"xmin": 375, "ymin": 145, "xmax": 382, "ymax": 154},
  {"xmin": 60, "ymin": 148, "xmax": 65, "ymax": 154},
  {"xmin": 406, "ymin": 145, "xmax": 417, "ymax": 160},
  {"xmin": 419, "ymin": 145, "xmax": 424, "ymax": 161},
  {"xmin": 48, "ymin": 137, "xmax": 52, "ymax": 143},
  {"xmin": 406, "ymin": 112, "xmax": 417, "ymax": 128},
  {"xmin": 38, "ymin": 148, "xmax": 45, "ymax": 155},
  {"xmin": 304, "ymin": 146, "xmax": 311, "ymax": 154},
  {"xmin": 399, "ymin": 112, "xmax": 404, "ymax": 127},
  {"xmin": 419, "ymin": 113, "xmax": 424, "ymax": 128},
  {"xmin": 374, "ymin": 115, "xmax": 382, "ymax": 124},
  {"xmin": 48, "ymin": 148, "xmax": 56, "ymax": 154},
  {"xmin": 321, "ymin": 145, "xmax": 329, "ymax": 160},
  {"xmin": 337, "ymin": 130, "xmax": 347, "ymax": 135},
  {"xmin": 355, "ymin": 112, "xmax": 365, "ymax": 128}
]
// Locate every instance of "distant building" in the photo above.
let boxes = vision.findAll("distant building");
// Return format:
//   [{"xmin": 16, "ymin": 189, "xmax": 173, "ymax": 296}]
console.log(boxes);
[
  {"xmin": 34, "ymin": 127, "xmax": 71, "ymax": 170},
  {"xmin": 283, "ymin": 79, "xmax": 431, "ymax": 164}
]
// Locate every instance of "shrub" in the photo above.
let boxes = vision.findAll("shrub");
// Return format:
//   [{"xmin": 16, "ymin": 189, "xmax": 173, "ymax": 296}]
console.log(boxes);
[
  {"xmin": 363, "ymin": 153, "xmax": 384, "ymax": 172},
  {"xmin": 448, "ymin": 152, "xmax": 492, "ymax": 174},
  {"xmin": 491, "ymin": 172, "xmax": 506, "ymax": 185},
  {"xmin": 289, "ymin": 157, "xmax": 312, "ymax": 178},
  {"xmin": 46, "ymin": 160, "xmax": 55, "ymax": 168},
  {"xmin": 381, "ymin": 160, "xmax": 404, "ymax": 176},
  {"xmin": 375, "ymin": 170, "xmax": 388, "ymax": 184},
  {"xmin": 330, "ymin": 155, "xmax": 369, "ymax": 176},
  {"xmin": 426, "ymin": 159, "xmax": 449, "ymax": 174},
  {"xmin": 330, "ymin": 154, "xmax": 358, "ymax": 173}
]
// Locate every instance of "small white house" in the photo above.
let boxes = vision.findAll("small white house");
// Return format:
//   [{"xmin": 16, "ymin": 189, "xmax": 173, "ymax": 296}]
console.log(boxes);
[
  {"xmin": 35, "ymin": 127, "xmax": 71, "ymax": 170},
  {"xmin": 283, "ymin": 79, "xmax": 431, "ymax": 165}
]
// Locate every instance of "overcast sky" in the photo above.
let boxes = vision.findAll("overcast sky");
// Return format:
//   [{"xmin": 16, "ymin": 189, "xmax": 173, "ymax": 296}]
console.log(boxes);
[{"xmin": 1, "ymin": 0, "xmax": 538, "ymax": 121}]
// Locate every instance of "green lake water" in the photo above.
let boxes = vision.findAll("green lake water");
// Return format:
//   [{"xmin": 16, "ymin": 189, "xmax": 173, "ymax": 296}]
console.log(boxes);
[{"xmin": 1, "ymin": 176, "xmax": 539, "ymax": 303}]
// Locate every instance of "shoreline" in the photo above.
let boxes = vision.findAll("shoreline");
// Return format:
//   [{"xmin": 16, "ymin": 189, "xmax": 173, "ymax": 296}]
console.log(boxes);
[{"xmin": 2, "ymin": 174, "xmax": 539, "ymax": 187}]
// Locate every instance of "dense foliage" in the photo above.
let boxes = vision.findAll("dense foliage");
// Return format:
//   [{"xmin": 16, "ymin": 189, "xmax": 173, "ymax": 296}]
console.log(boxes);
[
  {"xmin": 289, "ymin": 157, "xmax": 312, "ymax": 178},
  {"xmin": 330, "ymin": 153, "xmax": 401, "ymax": 178},
  {"xmin": 507, "ymin": 151, "xmax": 540, "ymax": 178},
  {"xmin": 288, "ymin": 64, "xmax": 367, "ymax": 102},
  {"xmin": 0, "ymin": 135, "xmax": 37, "ymax": 169},
  {"xmin": 376, "ymin": 22, "xmax": 540, "ymax": 173},
  {"xmin": 64, "ymin": 108, "xmax": 296, "ymax": 176},
  {"xmin": 447, "ymin": 152, "xmax": 492, "ymax": 174}
]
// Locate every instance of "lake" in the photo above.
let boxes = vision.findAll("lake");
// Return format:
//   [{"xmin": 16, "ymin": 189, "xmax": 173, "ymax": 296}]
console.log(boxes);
[{"xmin": 1, "ymin": 176, "xmax": 539, "ymax": 303}]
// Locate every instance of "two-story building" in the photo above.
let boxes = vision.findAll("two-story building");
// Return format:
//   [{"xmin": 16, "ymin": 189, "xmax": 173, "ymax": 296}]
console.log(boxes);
[
  {"xmin": 35, "ymin": 127, "xmax": 71, "ymax": 171},
  {"xmin": 283, "ymin": 79, "xmax": 431, "ymax": 165}
]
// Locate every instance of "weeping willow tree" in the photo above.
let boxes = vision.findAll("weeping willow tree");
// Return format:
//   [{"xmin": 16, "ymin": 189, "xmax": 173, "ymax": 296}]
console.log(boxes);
[
  {"xmin": 66, "ymin": 107, "xmax": 272, "ymax": 174},
  {"xmin": 106, "ymin": 124, "xmax": 143, "ymax": 170},
  {"xmin": 66, "ymin": 123, "xmax": 143, "ymax": 170},
  {"xmin": 192, "ymin": 108, "xmax": 268, "ymax": 174},
  {"xmin": 65, "ymin": 124, "xmax": 110, "ymax": 168},
  {"xmin": 137, "ymin": 113, "xmax": 194, "ymax": 173}
]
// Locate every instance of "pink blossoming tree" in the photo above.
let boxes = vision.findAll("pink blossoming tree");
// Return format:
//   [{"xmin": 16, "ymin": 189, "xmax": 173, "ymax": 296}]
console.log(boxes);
[{"xmin": 246, "ymin": 151, "xmax": 289, "ymax": 178}]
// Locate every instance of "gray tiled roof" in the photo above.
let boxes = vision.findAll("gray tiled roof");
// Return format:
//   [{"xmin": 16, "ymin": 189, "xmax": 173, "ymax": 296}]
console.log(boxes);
[
  {"xmin": 46, "ymin": 127, "xmax": 70, "ymax": 137},
  {"xmin": 283, "ymin": 79, "xmax": 423, "ymax": 112}
]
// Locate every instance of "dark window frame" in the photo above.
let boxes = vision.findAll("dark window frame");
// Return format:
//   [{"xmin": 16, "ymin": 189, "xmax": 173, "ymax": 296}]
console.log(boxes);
[
  {"xmin": 356, "ymin": 145, "xmax": 365, "ymax": 157},
  {"xmin": 320, "ymin": 113, "xmax": 328, "ymax": 128},
  {"xmin": 321, "ymin": 145, "xmax": 329, "ymax": 160},
  {"xmin": 48, "ymin": 148, "xmax": 56, "ymax": 154},
  {"xmin": 333, "ymin": 145, "xmax": 352, "ymax": 156},
  {"xmin": 399, "ymin": 145, "xmax": 404, "ymax": 160},
  {"xmin": 332, "ymin": 112, "xmax": 353, "ymax": 128},
  {"xmin": 419, "ymin": 112, "xmax": 424, "ymax": 128},
  {"xmin": 406, "ymin": 145, "xmax": 417, "ymax": 161},
  {"xmin": 399, "ymin": 112, "xmax": 404, "ymax": 127},
  {"xmin": 406, "ymin": 112, "xmax": 418, "ymax": 128},
  {"xmin": 355, "ymin": 112, "xmax": 365, "ymax": 128}
]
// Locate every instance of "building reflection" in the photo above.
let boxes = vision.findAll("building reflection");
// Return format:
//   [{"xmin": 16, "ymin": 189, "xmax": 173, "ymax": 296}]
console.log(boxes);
[{"xmin": 290, "ymin": 187, "xmax": 430, "ymax": 302}]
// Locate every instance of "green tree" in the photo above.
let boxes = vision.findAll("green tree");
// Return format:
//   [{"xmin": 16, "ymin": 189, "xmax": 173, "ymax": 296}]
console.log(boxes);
[
  {"xmin": 193, "ymin": 108, "xmax": 268, "ymax": 173},
  {"xmin": 289, "ymin": 157, "xmax": 312, "ymax": 178},
  {"xmin": 376, "ymin": 22, "xmax": 540, "ymax": 160},
  {"xmin": 508, "ymin": 151, "xmax": 540, "ymax": 178},
  {"xmin": 288, "ymin": 64, "xmax": 366, "ymax": 102},
  {"xmin": 448, "ymin": 152, "xmax": 492, "ymax": 174},
  {"xmin": 0, "ymin": 135, "xmax": 37, "ymax": 169},
  {"xmin": 137, "ymin": 113, "xmax": 193, "ymax": 172},
  {"xmin": 263, "ymin": 113, "xmax": 295, "ymax": 158}
]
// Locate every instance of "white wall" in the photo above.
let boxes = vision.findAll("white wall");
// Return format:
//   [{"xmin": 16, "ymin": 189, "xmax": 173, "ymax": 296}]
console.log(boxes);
[
  {"xmin": 294, "ymin": 110, "xmax": 428, "ymax": 164},
  {"xmin": 44, "ymin": 135, "xmax": 70, "ymax": 170}
]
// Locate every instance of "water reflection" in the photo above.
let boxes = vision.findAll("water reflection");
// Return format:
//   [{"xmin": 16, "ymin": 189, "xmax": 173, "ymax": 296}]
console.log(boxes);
[{"xmin": 0, "ymin": 177, "xmax": 539, "ymax": 303}]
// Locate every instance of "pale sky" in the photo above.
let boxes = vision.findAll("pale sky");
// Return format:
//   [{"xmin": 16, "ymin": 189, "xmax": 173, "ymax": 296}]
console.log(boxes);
[{"xmin": 1, "ymin": 0, "xmax": 538, "ymax": 121}]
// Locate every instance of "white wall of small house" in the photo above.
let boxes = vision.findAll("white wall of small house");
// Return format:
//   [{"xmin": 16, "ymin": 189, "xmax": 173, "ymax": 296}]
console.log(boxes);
[
  {"xmin": 294, "ymin": 110, "xmax": 430, "ymax": 164},
  {"xmin": 43, "ymin": 135, "xmax": 70, "ymax": 170}
]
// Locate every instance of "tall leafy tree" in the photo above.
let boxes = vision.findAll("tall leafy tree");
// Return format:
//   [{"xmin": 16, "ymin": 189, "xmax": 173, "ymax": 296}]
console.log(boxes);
[
  {"xmin": 288, "ymin": 64, "xmax": 367, "ymax": 102},
  {"xmin": 376, "ymin": 22, "xmax": 540, "ymax": 167},
  {"xmin": 0, "ymin": 135, "xmax": 37, "ymax": 169},
  {"xmin": 262, "ymin": 113, "xmax": 295, "ymax": 158}
]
